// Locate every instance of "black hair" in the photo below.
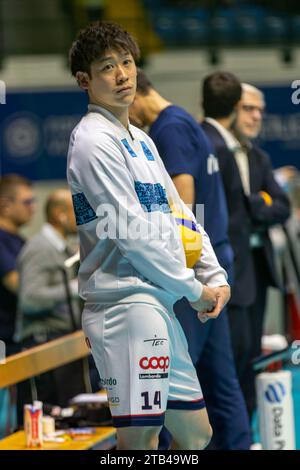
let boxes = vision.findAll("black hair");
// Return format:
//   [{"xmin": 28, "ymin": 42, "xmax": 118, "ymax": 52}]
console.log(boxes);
[
  {"xmin": 202, "ymin": 71, "xmax": 242, "ymax": 118},
  {"xmin": 69, "ymin": 21, "xmax": 140, "ymax": 77}
]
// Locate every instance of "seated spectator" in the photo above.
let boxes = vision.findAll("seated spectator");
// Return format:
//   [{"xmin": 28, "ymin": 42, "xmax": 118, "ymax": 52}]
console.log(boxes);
[
  {"xmin": 0, "ymin": 174, "xmax": 35, "ymax": 355},
  {"xmin": 0, "ymin": 174, "xmax": 35, "ymax": 437},
  {"xmin": 15, "ymin": 189, "xmax": 79, "ymax": 344},
  {"xmin": 15, "ymin": 189, "xmax": 88, "ymax": 423}
]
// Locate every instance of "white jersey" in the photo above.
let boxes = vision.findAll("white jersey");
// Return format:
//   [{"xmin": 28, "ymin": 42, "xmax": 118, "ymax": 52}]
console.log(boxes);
[{"xmin": 67, "ymin": 104, "xmax": 227, "ymax": 308}]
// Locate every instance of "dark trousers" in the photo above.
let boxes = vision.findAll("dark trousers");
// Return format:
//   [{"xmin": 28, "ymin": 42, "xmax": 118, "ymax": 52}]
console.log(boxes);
[
  {"xmin": 159, "ymin": 298, "xmax": 251, "ymax": 450},
  {"xmin": 227, "ymin": 279, "xmax": 268, "ymax": 419}
]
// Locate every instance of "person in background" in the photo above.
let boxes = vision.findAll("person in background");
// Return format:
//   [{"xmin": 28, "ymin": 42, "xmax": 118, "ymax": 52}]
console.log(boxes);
[
  {"xmin": 0, "ymin": 174, "xmax": 35, "ymax": 356},
  {"xmin": 129, "ymin": 69, "xmax": 251, "ymax": 450},
  {"xmin": 15, "ymin": 189, "xmax": 88, "ymax": 424},
  {"xmin": 0, "ymin": 174, "xmax": 35, "ymax": 437},
  {"xmin": 232, "ymin": 83, "xmax": 290, "ymax": 418},
  {"xmin": 201, "ymin": 72, "xmax": 257, "ymax": 421},
  {"xmin": 16, "ymin": 189, "xmax": 79, "ymax": 344}
]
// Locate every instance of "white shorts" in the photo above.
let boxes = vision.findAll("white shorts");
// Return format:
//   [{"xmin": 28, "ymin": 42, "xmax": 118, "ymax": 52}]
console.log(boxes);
[{"xmin": 82, "ymin": 300, "xmax": 205, "ymax": 427}]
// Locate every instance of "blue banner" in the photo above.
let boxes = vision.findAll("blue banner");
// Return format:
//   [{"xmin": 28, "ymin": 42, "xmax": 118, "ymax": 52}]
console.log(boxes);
[
  {"xmin": 0, "ymin": 88, "xmax": 86, "ymax": 180},
  {"xmin": 0, "ymin": 85, "xmax": 299, "ymax": 181},
  {"xmin": 257, "ymin": 84, "xmax": 300, "ymax": 171}
]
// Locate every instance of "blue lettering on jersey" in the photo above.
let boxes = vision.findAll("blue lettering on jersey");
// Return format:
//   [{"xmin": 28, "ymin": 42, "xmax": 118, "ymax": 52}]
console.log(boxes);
[
  {"xmin": 72, "ymin": 192, "xmax": 97, "ymax": 225},
  {"xmin": 140, "ymin": 141, "xmax": 155, "ymax": 161},
  {"xmin": 121, "ymin": 138, "xmax": 137, "ymax": 158},
  {"xmin": 134, "ymin": 181, "xmax": 171, "ymax": 213}
]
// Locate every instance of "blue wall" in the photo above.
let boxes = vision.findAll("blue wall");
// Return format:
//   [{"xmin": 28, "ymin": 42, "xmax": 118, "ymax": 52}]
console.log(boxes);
[
  {"xmin": 1, "ymin": 85, "xmax": 299, "ymax": 181},
  {"xmin": 0, "ymin": 88, "xmax": 86, "ymax": 180},
  {"xmin": 257, "ymin": 85, "xmax": 300, "ymax": 171}
]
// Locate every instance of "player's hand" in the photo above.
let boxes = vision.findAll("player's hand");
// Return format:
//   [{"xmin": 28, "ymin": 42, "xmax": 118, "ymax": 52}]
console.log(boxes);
[
  {"xmin": 190, "ymin": 285, "xmax": 218, "ymax": 315},
  {"xmin": 197, "ymin": 285, "xmax": 231, "ymax": 323},
  {"xmin": 214, "ymin": 285, "xmax": 231, "ymax": 309}
]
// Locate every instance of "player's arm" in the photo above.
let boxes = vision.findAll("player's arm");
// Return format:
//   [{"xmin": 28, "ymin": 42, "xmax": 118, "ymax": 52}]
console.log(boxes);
[
  {"xmin": 189, "ymin": 223, "xmax": 230, "ymax": 314},
  {"xmin": 69, "ymin": 135, "xmax": 206, "ymax": 305},
  {"xmin": 157, "ymin": 156, "xmax": 228, "ymax": 289},
  {"xmin": 2, "ymin": 270, "xmax": 19, "ymax": 293},
  {"xmin": 168, "ymin": 185, "xmax": 230, "ymax": 313},
  {"xmin": 149, "ymin": 139, "xmax": 230, "ymax": 313},
  {"xmin": 172, "ymin": 174, "xmax": 195, "ymax": 207},
  {"xmin": 170, "ymin": 177, "xmax": 227, "ymax": 315}
]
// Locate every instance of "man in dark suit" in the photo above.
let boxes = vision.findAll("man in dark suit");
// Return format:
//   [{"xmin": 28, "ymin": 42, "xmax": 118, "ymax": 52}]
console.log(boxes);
[
  {"xmin": 232, "ymin": 83, "xmax": 290, "ymax": 415},
  {"xmin": 201, "ymin": 74, "xmax": 290, "ymax": 419},
  {"xmin": 201, "ymin": 73, "xmax": 256, "ymax": 321}
]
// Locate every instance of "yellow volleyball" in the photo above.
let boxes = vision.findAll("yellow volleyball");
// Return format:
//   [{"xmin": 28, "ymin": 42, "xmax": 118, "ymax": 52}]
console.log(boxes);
[{"xmin": 172, "ymin": 210, "xmax": 202, "ymax": 268}]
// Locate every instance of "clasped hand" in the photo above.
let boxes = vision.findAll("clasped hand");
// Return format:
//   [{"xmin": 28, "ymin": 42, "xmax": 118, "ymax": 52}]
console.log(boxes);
[{"xmin": 190, "ymin": 285, "xmax": 231, "ymax": 323}]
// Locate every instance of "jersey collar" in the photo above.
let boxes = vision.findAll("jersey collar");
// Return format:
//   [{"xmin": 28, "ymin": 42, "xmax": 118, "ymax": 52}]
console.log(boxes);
[{"xmin": 88, "ymin": 104, "xmax": 133, "ymax": 136}]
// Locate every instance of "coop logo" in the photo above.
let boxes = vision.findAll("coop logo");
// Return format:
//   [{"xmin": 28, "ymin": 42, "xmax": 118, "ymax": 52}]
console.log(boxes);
[
  {"xmin": 139, "ymin": 355, "xmax": 170, "ymax": 380},
  {"xmin": 291, "ymin": 80, "xmax": 300, "ymax": 105},
  {"xmin": 0, "ymin": 80, "xmax": 6, "ymax": 104},
  {"xmin": 139, "ymin": 356, "xmax": 170, "ymax": 372},
  {"xmin": 264, "ymin": 382, "xmax": 286, "ymax": 404}
]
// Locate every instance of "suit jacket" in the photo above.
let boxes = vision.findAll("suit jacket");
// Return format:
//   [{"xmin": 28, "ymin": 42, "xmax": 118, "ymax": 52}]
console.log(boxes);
[
  {"xmin": 246, "ymin": 145, "xmax": 291, "ymax": 287},
  {"xmin": 202, "ymin": 121, "xmax": 256, "ymax": 307}
]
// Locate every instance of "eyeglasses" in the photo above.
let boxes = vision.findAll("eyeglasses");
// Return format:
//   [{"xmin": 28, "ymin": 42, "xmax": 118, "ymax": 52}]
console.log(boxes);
[
  {"xmin": 241, "ymin": 104, "xmax": 264, "ymax": 115},
  {"xmin": 12, "ymin": 197, "xmax": 36, "ymax": 206}
]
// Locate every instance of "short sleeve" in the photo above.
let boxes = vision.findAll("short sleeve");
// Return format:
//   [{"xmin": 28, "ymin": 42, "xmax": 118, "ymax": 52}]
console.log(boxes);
[{"xmin": 153, "ymin": 123, "xmax": 203, "ymax": 179}]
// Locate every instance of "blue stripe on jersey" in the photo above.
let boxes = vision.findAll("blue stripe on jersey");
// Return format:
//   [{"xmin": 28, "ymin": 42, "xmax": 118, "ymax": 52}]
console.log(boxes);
[
  {"xmin": 121, "ymin": 138, "xmax": 137, "ymax": 157},
  {"xmin": 167, "ymin": 398, "xmax": 206, "ymax": 410},
  {"xmin": 112, "ymin": 413, "xmax": 165, "ymax": 428},
  {"xmin": 134, "ymin": 181, "xmax": 171, "ymax": 213},
  {"xmin": 140, "ymin": 141, "xmax": 155, "ymax": 161},
  {"xmin": 72, "ymin": 192, "xmax": 97, "ymax": 226}
]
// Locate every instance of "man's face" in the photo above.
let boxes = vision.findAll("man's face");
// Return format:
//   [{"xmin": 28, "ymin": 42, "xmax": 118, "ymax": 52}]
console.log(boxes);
[
  {"xmin": 129, "ymin": 94, "xmax": 147, "ymax": 128},
  {"xmin": 5, "ymin": 185, "xmax": 36, "ymax": 227},
  {"xmin": 235, "ymin": 90, "xmax": 265, "ymax": 140},
  {"xmin": 84, "ymin": 49, "xmax": 137, "ymax": 112}
]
